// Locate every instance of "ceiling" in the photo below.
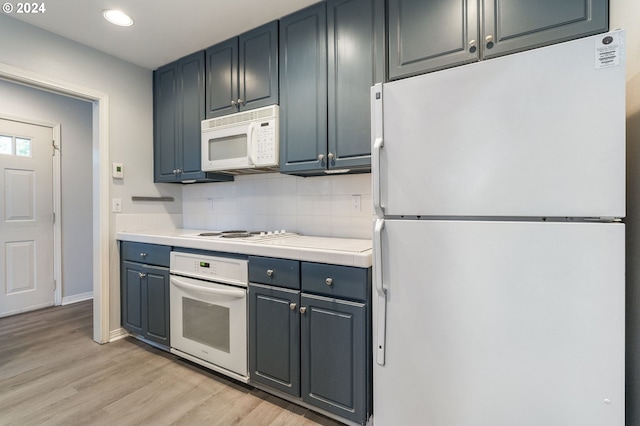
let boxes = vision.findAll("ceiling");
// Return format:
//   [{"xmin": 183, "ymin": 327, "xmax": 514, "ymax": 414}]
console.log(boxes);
[{"xmin": 8, "ymin": 0, "xmax": 319, "ymax": 70}]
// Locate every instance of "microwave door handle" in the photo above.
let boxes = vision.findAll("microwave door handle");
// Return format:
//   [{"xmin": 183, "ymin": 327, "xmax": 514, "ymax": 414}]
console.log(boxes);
[{"xmin": 247, "ymin": 122, "xmax": 258, "ymax": 166}]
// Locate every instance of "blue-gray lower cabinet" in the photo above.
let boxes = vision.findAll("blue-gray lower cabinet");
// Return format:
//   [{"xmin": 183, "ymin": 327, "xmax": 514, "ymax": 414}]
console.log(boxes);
[
  {"xmin": 249, "ymin": 284, "xmax": 300, "ymax": 396},
  {"xmin": 300, "ymin": 294, "xmax": 368, "ymax": 424},
  {"xmin": 248, "ymin": 256, "xmax": 372, "ymax": 425},
  {"xmin": 120, "ymin": 242, "xmax": 171, "ymax": 348}
]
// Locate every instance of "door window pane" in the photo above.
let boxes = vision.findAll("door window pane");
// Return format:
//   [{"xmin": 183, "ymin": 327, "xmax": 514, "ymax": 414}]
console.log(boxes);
[
  {"xmin": 0, "ymin": 135, "xmax": 32, "ymax": 157},
  {"xmin": 15, "ymin": 138, "xmax": 31, "ymax": 157},
  {"xmin": 0, "ymin": 135, "xmax": 11, "ymax": 155}
]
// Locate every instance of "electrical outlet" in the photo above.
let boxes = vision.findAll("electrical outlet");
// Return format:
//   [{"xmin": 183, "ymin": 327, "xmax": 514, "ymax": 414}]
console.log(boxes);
[
  {"xmin": 112, "ymin": 198, "xmax": 122, "ymax": 213},
  {"xmin": 351, "ymin": 194, "xmax": 361, "ymax": 213}
]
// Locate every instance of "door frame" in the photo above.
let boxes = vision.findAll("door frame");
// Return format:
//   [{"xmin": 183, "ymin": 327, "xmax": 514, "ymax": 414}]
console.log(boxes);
[
  {"xmin": 0, "ymin": 114, "xmax": 62, "ymax": 306},
  {"xmin": 0, "ymin": 62, "xmax": 111, "ymax": 344}
]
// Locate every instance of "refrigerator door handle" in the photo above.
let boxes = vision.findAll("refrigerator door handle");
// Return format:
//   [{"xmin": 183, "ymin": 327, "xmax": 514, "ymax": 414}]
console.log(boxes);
[
  {"xmin": 371, "ymin": 83, "xmax": 384, "ymax": 219},
  {"xmin": 374, "ymin": 218, "xmax": 386, "ymax": 365},
  {"xmin": 373, "ymin": 137, "xmax": 384, "ymax": 218}
]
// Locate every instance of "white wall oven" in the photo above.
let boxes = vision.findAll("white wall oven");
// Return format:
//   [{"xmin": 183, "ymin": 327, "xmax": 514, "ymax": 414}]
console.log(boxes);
[{"xmin": 169, "ymin": 251, "xmax": 248, "ymax": 382}]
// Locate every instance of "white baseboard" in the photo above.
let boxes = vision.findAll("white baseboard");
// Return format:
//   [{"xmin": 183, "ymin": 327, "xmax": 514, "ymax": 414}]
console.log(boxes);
[
  {"xmin": 110, "ymin": 327, "xmax": 129, "ymax": 342},
  {"xmin": 61, "ymin": 291, "xmax": 93, "ymax": 305}
]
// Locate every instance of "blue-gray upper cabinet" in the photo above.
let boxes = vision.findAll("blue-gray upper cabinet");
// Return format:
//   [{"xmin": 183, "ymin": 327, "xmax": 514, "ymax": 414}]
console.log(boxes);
[
  {"xmin": 328, "ymin": 0, "xmax": 385, "ymax": 172},
  {"xmin": 279, "ymin": 0, "xmax": 384, "ymax": 175},
  {"xmin": 388, "ymin": 0, "xmax": 608, "ymax": 80},
  {"xmin": 153, "ymin": 51, "xmax": 233, "ymax": 183},
  {"xmin": 205, "ymin": 21, "xmax": 279, "ymax": 119},
  {"xmin": 278, "ymin": 2, "xmax": 328, "ymax": 175}
]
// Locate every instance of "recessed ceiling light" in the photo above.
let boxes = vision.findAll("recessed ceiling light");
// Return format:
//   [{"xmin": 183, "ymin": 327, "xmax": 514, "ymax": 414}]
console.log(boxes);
[{"xmin": 102, "ymin": 9, "xmax": 134, "ymax": 27}]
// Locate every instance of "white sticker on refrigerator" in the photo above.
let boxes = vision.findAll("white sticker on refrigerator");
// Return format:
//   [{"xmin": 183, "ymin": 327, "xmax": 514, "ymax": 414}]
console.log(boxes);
[{"xmin": 595, "ymin": 33, "xmax": 620, "ymax": 69}]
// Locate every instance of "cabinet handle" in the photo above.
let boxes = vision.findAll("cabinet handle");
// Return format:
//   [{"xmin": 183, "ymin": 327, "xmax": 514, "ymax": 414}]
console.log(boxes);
[
  {"xmin": 289, "ymin": 302, "xmax": 297, "ymax": 310},
  {"xmin": 325, "ymin": 277, "xmax": 333, "ymax": 286},
  {"xmin": 485, "ymin": 34, "xmax": 494, "ymax": 49},
  {"xmin": 231, "ymin": 100, "xmax": 236, "ymax": 107},
  {"xmin": 299, "ymin": 307, "xmax": 307, "ymax": 314},
  {"xmin": 469, "ymin": 39, "xmax": 477, "ymax": 53},
  {"xmin": 237, "ymin": 98, "xmax": 244, "ymax": 106},
  {"xmin": 140, "ymin": 253, "xmax": 147, "ymax": 258},
  {"xmin": 327, "ymin": 152, "xmax": 334, "ymax": 161},
  {"xmin": 318, "ymin": 154, "xmax": 325, "ymax": 162},
  {"xmin": 176, "ymin": 168, "xmax": 182, "ymax": 174},
  {"xmin": 266, "ymin": 269, "xmax": 274, "ymax": 277},
  {"xmin": 138, "ymin": 273, "xmax": 146, "ymax": 278}
]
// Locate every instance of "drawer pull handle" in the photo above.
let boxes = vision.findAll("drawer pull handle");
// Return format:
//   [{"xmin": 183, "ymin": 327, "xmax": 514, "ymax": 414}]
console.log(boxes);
[
  {"xmin": 299, "ymin": 307, "xmax": 307, "ymax": 314},
  {"xmin": 289, "ymin": 303, "xmax": 297, "ymax": 310},
  {"xmin": 325, "ymin": 277, "xmax": 333, "ymax": 286},
  {"xmin": 140, "ymin": 252, "xmax": 147, "ymax": 258},
  {"xmin": 138, "ymin": 273, "xmax": 146, "ymax": 278},
  {"xmin": 266, "ymin": 269, "xmax": 274, "ymax": 277}
]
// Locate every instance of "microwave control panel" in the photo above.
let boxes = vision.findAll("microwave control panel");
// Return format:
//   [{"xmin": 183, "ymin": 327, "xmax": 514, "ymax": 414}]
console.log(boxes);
[{"xmin": 253, "ymin": 119, "xmax": 277, "ymax": 166}]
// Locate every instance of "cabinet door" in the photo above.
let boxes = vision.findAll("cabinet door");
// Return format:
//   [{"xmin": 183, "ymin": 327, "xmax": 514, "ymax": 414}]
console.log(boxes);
[
  {"xmin": 388, "ymin": 0, "xmax": 478, "ymax": 80},
  {"xmin": 482, "ymin": 0, "xmax": 608, "ymax": 59},
  {"xmin": 144, "ymin": 265, "xmax": 170, "ymax": 346},
  {"xmin": 176, "ymin": 51, "xmax": 207, "ymax": 181},
  {"xmin": 301, "ymin": 294, "xmax": 368, "ymax": 424},
  {"xmin": 249, "ymin": 284, "xmax": 300, "ymax": 397},
  {"xmin": 279, "ymin": 2, "xmax": 328, "ymax": 174},
  {"xmin": 205, "ymin": 38, "xmax": 238, "ymax": 119},
  {"xmin": 122, "ymin": 261, "xmax": 144, "ymax": 335},
  {"xmin": 327, "ymin": 0, "xmax": 384, "ymax": 171},
  {"xmin": 239, "ymin": 21, "xmax": 279, "ymax": 112},
  {"xmin": 153, "ymin": 64, "xmax": 179, "ymax": 182}
]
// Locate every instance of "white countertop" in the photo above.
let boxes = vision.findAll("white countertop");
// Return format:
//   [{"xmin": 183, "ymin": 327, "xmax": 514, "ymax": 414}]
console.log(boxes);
[{"xmin": 116, "ymin": 229, "xmax": 372, "ymax": 268}]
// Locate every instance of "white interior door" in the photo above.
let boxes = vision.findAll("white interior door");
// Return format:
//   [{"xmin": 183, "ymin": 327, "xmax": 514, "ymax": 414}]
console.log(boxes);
[
  {"xmin": 374, "ymin": 219, "xmax": 625, "ymax": 426},
  {"xmin": 0, "ymin": 118, "xmax": 55, "ymax": 317}
]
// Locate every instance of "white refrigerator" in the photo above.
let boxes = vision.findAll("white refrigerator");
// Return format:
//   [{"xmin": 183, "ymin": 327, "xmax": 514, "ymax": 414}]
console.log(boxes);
[{"xmin": 371, "ymin": 31, "xmax": 625, "ymax": 425}]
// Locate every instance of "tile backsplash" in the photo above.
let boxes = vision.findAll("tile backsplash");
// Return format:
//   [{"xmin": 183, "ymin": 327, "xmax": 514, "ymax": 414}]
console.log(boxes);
[{"xmin": 183, "ymin": 173, "xmax": 373, "ymax": 239}]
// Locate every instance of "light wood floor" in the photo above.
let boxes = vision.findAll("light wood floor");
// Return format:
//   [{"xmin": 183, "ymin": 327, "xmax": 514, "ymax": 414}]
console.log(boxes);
[{"xmin": 0, "ymin": 301, "xmax": 344, "ymax": 426}]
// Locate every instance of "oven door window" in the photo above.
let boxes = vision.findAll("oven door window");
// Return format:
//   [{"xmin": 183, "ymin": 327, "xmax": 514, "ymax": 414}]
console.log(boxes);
[{"xmin": 183, "ymin": 298, "xmax": 230, "ymax": 353}]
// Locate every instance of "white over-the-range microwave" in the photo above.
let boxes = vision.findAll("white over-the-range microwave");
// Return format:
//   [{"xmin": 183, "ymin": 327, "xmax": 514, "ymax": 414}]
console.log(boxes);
[{"xmin": 201, "ymin": 105, "xmax": 279, "ymax": 174}]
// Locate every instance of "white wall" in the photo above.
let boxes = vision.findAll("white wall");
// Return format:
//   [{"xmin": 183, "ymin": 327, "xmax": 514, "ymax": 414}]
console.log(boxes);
[
  {"xmin": 610, "ymin": 0, "xmax": 640, "ymax": 423},
  {"xmin": 0, "ymin": 15, "xmax": 181, "ymax": 331},
  {"xmin": 0, "ymin": 79, "xmax": 93, "ymax": 301},
  {"xmin": 182, "ymin": 173, "xmax": 372, "ymax": 239}
]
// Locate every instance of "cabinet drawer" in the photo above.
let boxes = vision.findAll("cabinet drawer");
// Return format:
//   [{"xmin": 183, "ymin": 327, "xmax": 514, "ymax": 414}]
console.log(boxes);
[
  {"xmin": 121, "ymin": 242, "xmax": 170, "ymax": 267},
  {"xmin": 249, "ymin": 256, "xmax": 300, "ymax": 289},
  {"xmin": 301, "ymin": 262, "xmax": 369, "ymax": 301}
]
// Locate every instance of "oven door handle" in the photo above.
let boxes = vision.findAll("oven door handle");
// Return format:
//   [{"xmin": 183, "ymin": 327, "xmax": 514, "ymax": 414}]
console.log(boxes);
[{"xmin": 170, "ymin": 276, "xmax": 246, "ymax": 299}]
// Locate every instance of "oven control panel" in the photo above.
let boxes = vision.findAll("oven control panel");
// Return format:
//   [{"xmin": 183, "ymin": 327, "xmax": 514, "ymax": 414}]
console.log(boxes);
[{"xmin": 170, "ymin": 251, "xmax": 248, "ymax": 287}]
